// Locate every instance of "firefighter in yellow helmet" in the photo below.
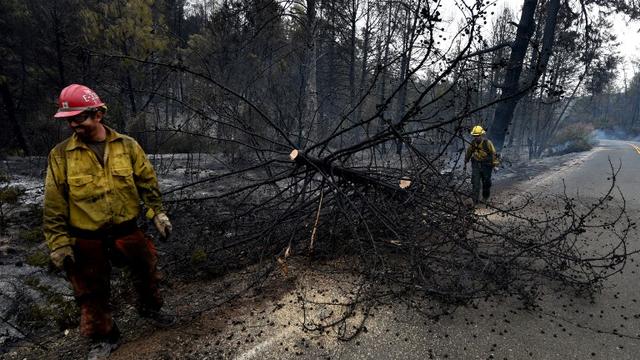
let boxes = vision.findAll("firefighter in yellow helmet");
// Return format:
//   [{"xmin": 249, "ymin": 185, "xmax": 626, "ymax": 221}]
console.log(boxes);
[
  {"xmin": 43, "ymin": 84, "xmax": 174, "ymax": 359},
  {"xmin": 464, "ymin": 125, "xmax": 499, "ymax": 205}
]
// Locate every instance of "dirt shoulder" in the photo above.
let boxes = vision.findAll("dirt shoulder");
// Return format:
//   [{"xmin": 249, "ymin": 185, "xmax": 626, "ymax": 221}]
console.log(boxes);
[{"xmin": 494, "ymin": 147, "xmax": 597, "ymax": 190}]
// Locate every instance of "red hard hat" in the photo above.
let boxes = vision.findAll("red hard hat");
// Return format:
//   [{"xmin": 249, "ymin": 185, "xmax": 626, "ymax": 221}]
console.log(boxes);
[{"xmin": 54, "ymin": 84, "xmax": 106, "ymax": 118}]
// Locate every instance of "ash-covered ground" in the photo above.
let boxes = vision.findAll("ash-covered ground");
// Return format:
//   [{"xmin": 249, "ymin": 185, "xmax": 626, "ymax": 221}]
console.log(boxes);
[{"xmin": 3, "ymin": 143, "xmax": 629, "ymax": 359}]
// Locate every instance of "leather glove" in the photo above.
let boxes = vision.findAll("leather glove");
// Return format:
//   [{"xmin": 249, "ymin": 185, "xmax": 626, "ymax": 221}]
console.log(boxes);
[
  {"xmin": 153, "ymin": 213, "xmax": 172, "ymax": 240},
  {"xmin": 50, "ymin": 245, "xmax": 74, "ymax": 270}
]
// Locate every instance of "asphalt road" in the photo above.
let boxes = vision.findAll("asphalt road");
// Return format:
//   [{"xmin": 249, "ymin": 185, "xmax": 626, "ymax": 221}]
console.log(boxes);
[{"xmin": 223, "ymin": 139, "xmax": 640, "ymax": 360}]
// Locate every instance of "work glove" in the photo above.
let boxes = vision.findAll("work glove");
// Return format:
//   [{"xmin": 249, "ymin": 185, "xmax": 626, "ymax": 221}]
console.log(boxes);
[
  {"xmin": 50, "ymin": 245, "xmax": 74, "ymax": 270},
  {"xmin": 153, "ymin": 213, "xmax": 172, "ymax": 240}
]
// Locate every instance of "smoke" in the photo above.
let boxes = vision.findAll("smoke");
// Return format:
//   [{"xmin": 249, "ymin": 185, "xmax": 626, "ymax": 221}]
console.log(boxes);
[{"xmin": 591, "ymin": 127, "xmax": 640, "ymax": 141}]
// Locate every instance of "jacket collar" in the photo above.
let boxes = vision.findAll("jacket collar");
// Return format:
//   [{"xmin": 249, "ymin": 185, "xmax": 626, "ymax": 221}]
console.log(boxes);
[{"xmin": 65, "ymin": 125, "xmax": 123, "ymax": 151}]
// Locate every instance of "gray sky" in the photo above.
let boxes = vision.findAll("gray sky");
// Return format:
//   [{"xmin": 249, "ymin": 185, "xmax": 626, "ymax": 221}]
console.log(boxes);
[
  {"xmin": 611, "ymin": 12, "xmax": 640, "ymax": 86},
  {"xmin": 441, "ymin": 0, "xmax": 640, "ymax": 88}
]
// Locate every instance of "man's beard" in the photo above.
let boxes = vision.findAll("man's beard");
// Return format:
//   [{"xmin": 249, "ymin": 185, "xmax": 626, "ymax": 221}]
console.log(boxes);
[{"xmin": 74, "ymin": 127, "xmax": 90, "ymax": 140}]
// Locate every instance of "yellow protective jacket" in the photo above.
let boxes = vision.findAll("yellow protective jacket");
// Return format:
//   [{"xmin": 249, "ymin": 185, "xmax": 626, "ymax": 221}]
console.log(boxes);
[
  {"xmin": 43, "ymin": 126, "xmax": 164, "ymax": 251},
  {"xmin": 465, "ymin": 138, "xmax": 499, "ymax": 167}
]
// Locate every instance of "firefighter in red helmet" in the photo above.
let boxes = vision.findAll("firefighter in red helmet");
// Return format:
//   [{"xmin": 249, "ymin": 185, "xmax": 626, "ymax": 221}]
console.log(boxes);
[{"xmin": 44, "ymin": 84, "xmax": 174, "ymax": 359}]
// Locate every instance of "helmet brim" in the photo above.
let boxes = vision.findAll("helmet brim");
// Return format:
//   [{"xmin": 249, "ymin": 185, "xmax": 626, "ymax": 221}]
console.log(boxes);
[{"xmin": 54, "ymin": 109, "xmax": 85, "ymax": 118}]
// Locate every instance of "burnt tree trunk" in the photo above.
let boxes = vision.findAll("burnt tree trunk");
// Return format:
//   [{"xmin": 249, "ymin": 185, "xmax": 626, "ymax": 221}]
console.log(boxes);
[
  {"xmin": 394, "ymin": 1, "xmax": 420, "ymax": 156},
  {"xmin": 300, "ymin": 0, "xmax": 318, "ymax": 147},
  {"xmin": 348, "ymin": 0, "xmax": 357, "ymax": 127},
  {"xmin": 0, "ymin": 81, "xmax": 29, "ymax": 155},
  {"xmin": 631, "ymin": 87, "xmax": 640, "ymax": 130},
  {"xmin": 489, "ymin": 0, "xmax": 560, "ymax": 152},
  {"xmin": 356, "ymin": 3, "xmax": 371, "ymax": 134},
  {"xmin": 488, "ymin": 0, "xmax": 538, "ymax": 151},
  {"xmin": 375, "ymin": 3, "xmax": 394, "ymax": 155},
  {"xmin": 51, "ymin": 4, "xmax": 66, "ymax": 87}
]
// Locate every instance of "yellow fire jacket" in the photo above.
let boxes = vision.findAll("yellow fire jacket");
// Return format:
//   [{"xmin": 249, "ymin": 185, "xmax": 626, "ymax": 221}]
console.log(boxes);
[
  {"xmin": 43, "ymin": 126, "xmax": 164, "ymax": 251},
  {"xmin": 465, "ymin": 139, "xmax": 499, "ymax": 167}
]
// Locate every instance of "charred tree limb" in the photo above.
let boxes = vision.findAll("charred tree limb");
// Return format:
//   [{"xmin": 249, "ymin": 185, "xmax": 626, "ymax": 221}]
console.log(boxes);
[{"xmin": 289, "ymin": 149, "xmax": 410, "ymax": 198}]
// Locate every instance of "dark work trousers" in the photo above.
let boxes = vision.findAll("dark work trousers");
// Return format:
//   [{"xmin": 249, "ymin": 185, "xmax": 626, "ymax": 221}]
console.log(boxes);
[
  {"xmin": 66, "ymin": 228, "xmax": 163, "ymax": 341},
  {"xmin": 471, "ymin": 161, "xmax": 493, "ymax": 204}
]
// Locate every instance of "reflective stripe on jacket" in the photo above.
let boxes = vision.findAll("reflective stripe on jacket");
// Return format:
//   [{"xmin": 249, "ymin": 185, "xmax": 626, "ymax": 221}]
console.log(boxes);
[
  {"xmin": 43, "ymin": 126, "xmax": 164, "ymax": 251},
  {"xmin": 465, "ymin": 139, "xmax": 498, "ymax": 166}
]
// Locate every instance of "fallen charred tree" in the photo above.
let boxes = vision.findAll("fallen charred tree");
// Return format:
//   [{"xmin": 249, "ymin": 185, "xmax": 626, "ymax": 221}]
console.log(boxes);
[{"xmin": 163, "ymin": 147, "xmax": 632, "ymax": 311}]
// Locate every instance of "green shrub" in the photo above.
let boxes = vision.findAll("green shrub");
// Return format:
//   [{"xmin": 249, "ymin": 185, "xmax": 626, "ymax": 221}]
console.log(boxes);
[
  {"xmin": 20, "ymin": 228, "xmax": 44, "ymax": 244},
  {"xmin": 24, "ymin": 296, "xmax": 78, "ymax": 329},
  {"xmin": 191, "ymin": 247, "xmax": 208, "ymax": 264},
  {"xmin": 22, "ymin": 276, "xmax": 79, "ymax": 330},
  {"xmin": 549, "ymin": 123, "xmax": 596, "ymax": 155},
  {"xmin": 26, "ymin": 250, "xmax": 49, "ymax": 267},
  {"xmin": 23, "ymin": 276, "xmax": 41, "ymax": 288}
]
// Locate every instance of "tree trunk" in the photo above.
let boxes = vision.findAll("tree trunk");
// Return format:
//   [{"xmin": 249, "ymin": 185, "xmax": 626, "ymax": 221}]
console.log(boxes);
[
  {"xmin": 120, "ymin": 38, "xmax": 137, "ymax": 131},
  {"xmin": 0, "ymin": 81, "xmax": 30, "ymax": 155},
  {"xmin": 488, "ymin": 0, "xmax": 538, "ymax": 151},
  {"xmin": 375, "ymin": 2, "xmax": 394, "ymax": 154},
  {"xmin": 527, "ymin": 0, "xmax": 560, "ymax": 87},
  {"xmin": 322, "ymin": 0, "xmax": 336, "ymax": 142},
  {"xmin": 51, "ymin": 3, "xmax": 66, "ymax": 87},
  {"xmin": 394, "ymin": 1, "xmax": 420, "ymax": 155},
  {"xmin": 490, "ymin": 0, "xmax": 561, "ymax": 152},
  {"xmin": 348, "ymin": 0, "xmax": 357, "ymax": 127},
  {"xmin": 356, "ymin": 2, "xmax": 371, "ymax": 134},
  {"xmin": 630, "ymin": 87, "xmax": 640, "ymax": 130},
  {"xmin": 300, "ymin": 0, "xmax": 318, "ymax": 147}
]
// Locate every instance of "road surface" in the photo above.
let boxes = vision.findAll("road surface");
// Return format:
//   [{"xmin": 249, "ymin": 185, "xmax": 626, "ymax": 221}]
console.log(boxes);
[{"xmin": 215, "ymin": 139, "xmax": 640, "ymax": 360}]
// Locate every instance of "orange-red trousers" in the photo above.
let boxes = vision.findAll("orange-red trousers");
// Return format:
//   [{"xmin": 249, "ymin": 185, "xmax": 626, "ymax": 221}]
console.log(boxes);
[{"xmin": 66, "ymin": 229, "xmax": 163, "ymax": 340}]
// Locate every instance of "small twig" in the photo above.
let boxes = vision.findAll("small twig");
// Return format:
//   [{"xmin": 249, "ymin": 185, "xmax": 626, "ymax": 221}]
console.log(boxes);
[{"xmin": 309, "ymin": 187, "xmax": 325, "ymax": 253}]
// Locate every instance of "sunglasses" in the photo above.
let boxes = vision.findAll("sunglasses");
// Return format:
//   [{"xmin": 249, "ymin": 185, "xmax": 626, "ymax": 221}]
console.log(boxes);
[{"xmin": 66, "ymin": 112, "xmax": 94, "ymax": 125}]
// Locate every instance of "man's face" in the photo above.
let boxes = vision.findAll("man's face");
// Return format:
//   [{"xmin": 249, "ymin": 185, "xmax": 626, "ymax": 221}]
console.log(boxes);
[
  {"xmin": 66, "ymin": 111, "xmax": 102, "ymax": 140},
  {"xmin": 472, "ymin": 135, "xmax": 483, "ymax": 142}
]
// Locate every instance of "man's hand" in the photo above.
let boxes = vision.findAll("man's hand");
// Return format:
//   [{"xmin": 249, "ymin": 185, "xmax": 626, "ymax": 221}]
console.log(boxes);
[
  {"xmin": 50, "ymin": 246, "xmax": 74, "ymax": 270},
  {"xmin": 153, "ymin": 213, "xmax": 173, "ymax": 240}
]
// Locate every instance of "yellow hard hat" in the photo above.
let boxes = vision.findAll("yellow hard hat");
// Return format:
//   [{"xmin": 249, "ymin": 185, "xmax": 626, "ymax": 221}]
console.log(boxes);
[{"xmin": 470, "ymin": 125, "xmax": 486, "ymax": 136}]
